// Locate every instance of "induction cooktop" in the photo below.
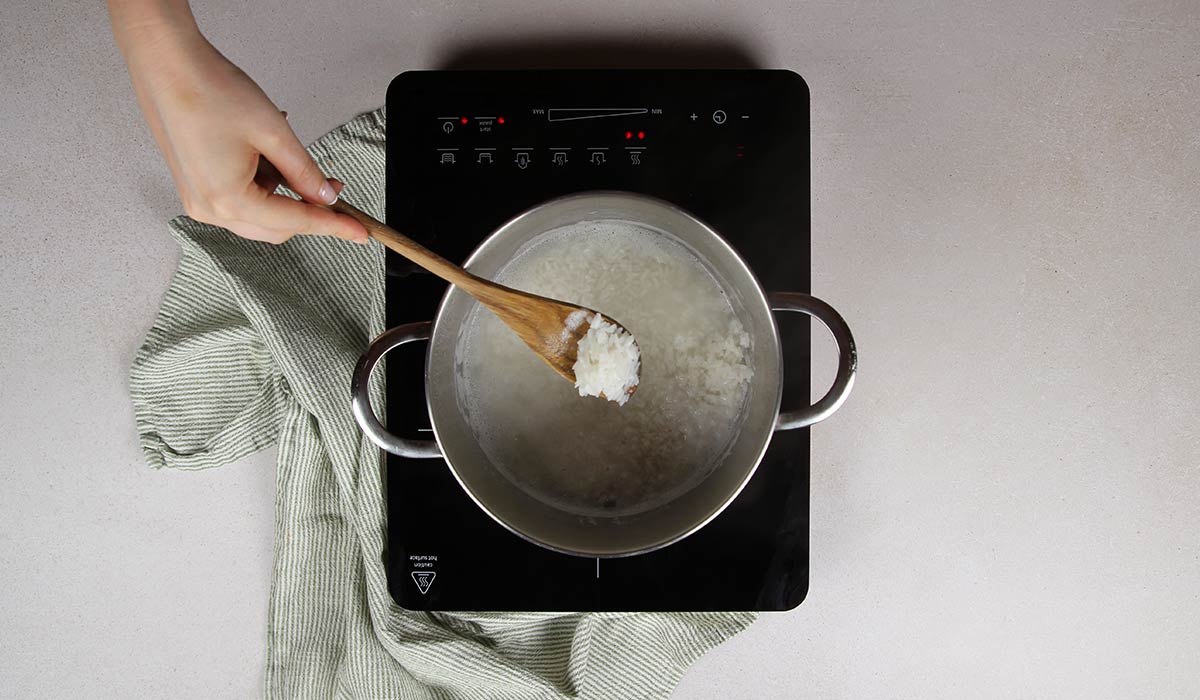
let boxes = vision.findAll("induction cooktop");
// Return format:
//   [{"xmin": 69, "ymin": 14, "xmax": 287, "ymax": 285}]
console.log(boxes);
[{"xmin": 385, "ymin": 70, "xmax": 811, "ymax": 611}]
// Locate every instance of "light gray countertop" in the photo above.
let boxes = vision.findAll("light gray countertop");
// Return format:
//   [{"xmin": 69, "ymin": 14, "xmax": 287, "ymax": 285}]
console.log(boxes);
[{"xmin": 3, "ymin": 1, "xmax": 1197, "ymax": 697}]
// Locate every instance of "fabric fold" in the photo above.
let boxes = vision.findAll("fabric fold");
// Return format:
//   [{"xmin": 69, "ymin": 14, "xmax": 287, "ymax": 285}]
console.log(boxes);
[{"xmin": 129, "ymin": 107, "xmax": 753, "ymax": 700}]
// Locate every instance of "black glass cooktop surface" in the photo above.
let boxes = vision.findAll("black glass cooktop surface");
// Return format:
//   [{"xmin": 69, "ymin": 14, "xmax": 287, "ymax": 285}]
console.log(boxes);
[{"xmin": 385, "ymin": 70, "xmax": 810, "ymax": 611}]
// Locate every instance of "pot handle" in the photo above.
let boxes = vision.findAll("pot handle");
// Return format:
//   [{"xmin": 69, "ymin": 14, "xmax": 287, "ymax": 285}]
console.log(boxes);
[
  {"xmin": 350, "ymin": 322, "xmax": 442, "ymax": 459},
  {"xmin": 769, "ymin": 292, "xmax": 857, "ymax": 431}
]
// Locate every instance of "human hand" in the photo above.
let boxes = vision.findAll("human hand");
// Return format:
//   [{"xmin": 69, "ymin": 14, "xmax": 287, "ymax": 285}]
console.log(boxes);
[{"xmin": 111, "ymin": 10, "xmax": 368, "ymax": 244}]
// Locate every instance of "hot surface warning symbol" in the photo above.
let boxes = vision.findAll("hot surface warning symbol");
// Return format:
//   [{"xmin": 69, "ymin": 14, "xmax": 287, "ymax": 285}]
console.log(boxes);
[{"xmin": 411, "ymin": 570, "xmax": 436, "ymax": 594}]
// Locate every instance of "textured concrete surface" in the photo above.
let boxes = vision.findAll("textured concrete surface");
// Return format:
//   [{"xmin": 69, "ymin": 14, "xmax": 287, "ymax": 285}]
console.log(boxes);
[{"xmin": 2, "ymin": 1, "xmax": 1198, "ymax": 697}]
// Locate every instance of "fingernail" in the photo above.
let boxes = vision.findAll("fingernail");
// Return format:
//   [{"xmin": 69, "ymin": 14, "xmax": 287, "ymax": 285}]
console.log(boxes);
[{"xmin": 319, "ymin": 180, "xmax": 338, "ymax": 205}]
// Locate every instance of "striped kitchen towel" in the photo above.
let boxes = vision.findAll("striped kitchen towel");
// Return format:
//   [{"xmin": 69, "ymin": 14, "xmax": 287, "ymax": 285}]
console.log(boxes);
[{"xmin": 129, "ymin": 108, "xmax": 754, "ymax": 699}]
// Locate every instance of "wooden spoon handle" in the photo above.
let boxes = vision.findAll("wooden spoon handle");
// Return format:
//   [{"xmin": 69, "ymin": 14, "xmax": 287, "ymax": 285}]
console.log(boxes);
[
  {"xmin": 330, "ymin": 199, "xmax": 477, "ymax": 289},
  {"xmin": 328, "ymin": 198, "xmax": 567, "ymax": 331}
]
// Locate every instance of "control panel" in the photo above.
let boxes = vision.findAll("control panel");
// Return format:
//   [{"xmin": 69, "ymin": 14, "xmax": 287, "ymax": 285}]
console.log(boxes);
[
  {"xmin": 426, "ymin": 106, "xmax": 751, "ymax": 171},
  {"xmin": 388, "ymin": 70, "xmax": 808, "ymax": 267}
]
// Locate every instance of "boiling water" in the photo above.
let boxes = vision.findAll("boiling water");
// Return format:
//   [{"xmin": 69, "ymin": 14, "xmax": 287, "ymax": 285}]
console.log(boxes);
[{"xmin": 458, "ymin": 220, "xmax": 753, "ymax": 517}]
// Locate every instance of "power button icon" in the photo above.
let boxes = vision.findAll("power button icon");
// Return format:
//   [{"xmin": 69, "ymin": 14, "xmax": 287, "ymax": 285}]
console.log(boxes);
[{"xmin": 712, "ymin": 110, "xmax": 727, "ymax": 124}]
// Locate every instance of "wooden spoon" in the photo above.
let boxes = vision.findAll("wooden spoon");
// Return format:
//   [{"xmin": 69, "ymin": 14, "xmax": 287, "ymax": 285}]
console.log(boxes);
[{"xmin": 331, "ymin": 199, "xmax": 640, "ymax": 397}]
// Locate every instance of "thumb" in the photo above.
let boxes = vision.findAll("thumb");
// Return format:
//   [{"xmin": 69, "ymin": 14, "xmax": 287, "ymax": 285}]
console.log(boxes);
[{"xmin": 255, "ymin": 113, "xmax": 338, "ymax": 205}]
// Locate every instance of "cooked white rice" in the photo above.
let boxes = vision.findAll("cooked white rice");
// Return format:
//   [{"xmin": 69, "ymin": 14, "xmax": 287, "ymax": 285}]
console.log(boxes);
[
  {"xmin": 459, "ymin": 220, "xmax": 753, "ymax": 516},
  {"xmin": 572, "ymin": 313, "xmax": 640, "ymax": 405}
]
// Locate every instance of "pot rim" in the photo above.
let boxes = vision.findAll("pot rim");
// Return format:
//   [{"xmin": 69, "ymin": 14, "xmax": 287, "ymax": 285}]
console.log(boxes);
[{"xmin": 425, "ymin": 190, "xmax": 785, "ymax": 558}]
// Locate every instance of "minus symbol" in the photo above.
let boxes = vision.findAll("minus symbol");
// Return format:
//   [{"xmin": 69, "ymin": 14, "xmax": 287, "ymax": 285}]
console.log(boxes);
[{"xmin": 741, "ymin": 115, "xmax": 750, "ymax": 119}]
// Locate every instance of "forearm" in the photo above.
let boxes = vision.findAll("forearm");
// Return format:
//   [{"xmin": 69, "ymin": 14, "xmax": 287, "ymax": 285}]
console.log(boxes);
[{"xmin": 108, "ymin": 0, "xmax": 200, "ymax": 61}]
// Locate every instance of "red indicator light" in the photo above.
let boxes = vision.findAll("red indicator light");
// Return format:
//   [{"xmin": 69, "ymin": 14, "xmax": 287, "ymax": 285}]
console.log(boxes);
[
  {"xmin": 460, "ymin": 117, "xmax": 468, "ymax": 124},
  {"xmin": 637, "ymin": 131, "xmax": 645, "ymax": 139},
  {"xmin": 498, "ymin": 116, "xmax": 505, "ymax": 124},
  {"xmin": 625, "ymin": 131, "xmax": 633, "ymax": 139}
]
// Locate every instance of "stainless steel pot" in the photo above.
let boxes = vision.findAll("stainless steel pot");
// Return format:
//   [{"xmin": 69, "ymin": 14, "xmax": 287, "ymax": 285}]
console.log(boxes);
[{"xmin": 351, "ymin": 192, "xmax": 856, "ymax": 557}]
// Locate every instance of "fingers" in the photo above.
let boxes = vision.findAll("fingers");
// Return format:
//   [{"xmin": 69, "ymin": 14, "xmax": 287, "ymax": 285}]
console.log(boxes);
[
  {"xmin": 240, "ymin": 189, "xmax": 369, "ymax": 244},
  {"xmin": 221, "ymin": 158, "xmax": 367, "ymax": 245},
  {"xmin": 253, "ymin": 157, "xmax": 285, "ymax": 195},
  {"xmin": 181, "ymin": 107, "xmax": 369, "ymax": 245},
  {"xmin": 322, "ymin": 180, "xmax": 370, "ymax": 242},
  {"xmin": 250, "ymin": 113, "xmax": 369, "ymax": 243},
  {"xmin": 253, "ymin": 111, "xmax": 338, "ymax": 205},
  {"xmin": 225, "ymin": 221, "xmax": 296, "ymax": 245},
  {"xmin": 225, "ymin": 184, "xmax": 354, "ymax": 245}
]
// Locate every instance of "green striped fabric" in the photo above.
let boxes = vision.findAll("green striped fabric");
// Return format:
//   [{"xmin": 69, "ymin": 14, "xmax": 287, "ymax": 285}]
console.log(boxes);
[{"xmin": 129, "ymin": 108, "xmax": 754, "ymax": 699}]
